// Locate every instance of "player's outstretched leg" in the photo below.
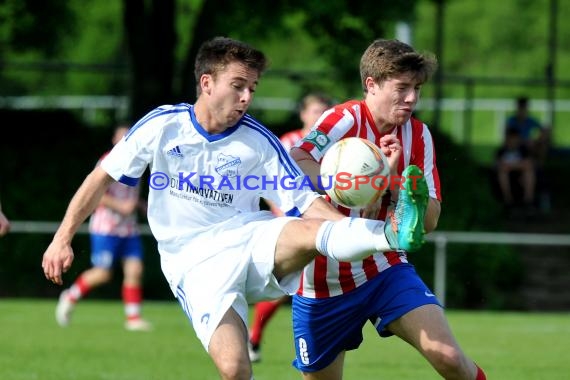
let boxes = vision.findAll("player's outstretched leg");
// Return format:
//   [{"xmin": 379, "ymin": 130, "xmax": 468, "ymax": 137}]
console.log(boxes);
[
  {"xmin": 313, "ymin": 168, "xmax": 428, "ymax": 261},
  {"xmin": 384, "ymin": 165, "xmax": 429, "ymax": 252}
]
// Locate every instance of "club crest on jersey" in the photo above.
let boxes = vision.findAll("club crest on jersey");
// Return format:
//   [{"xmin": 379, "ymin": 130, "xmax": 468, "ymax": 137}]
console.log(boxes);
[
  {"xmin": 303, "ymin": 130, "xmax": 331, "ymax": 152},
  {"xmin": 215, "ymin": 153, "xmax": 241, "ymax": 178}
]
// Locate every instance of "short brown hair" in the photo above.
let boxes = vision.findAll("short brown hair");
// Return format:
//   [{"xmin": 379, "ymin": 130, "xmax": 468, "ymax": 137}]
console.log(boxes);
[
  {"xmin": 194, "ymin": 37, "xmax": 268, "ymax": 95},
  {"xmin": 359, "ymin": 39, "xmax": 438, "ymax": 93}
]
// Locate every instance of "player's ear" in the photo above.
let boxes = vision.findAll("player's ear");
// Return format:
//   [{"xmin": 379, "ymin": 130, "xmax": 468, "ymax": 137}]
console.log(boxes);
[
  {"xmin": 365, "ymin": 77, "xmax": 376, "ymax": 95},
  {"xmin": 200, "ymin": 74, "xmax": 213, "ymax": 95}
]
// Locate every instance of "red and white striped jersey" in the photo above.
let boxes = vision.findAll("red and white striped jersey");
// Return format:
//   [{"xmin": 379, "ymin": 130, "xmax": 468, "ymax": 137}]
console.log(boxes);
[
  {"xmin": 280, "ymin": 129, "xmax": 305, "ymax": 151},
  {"xmin": 89, "ymin": 152, "xmax": 140, "ymax": 237},
  {"xmin": 295, "ymin": 99, "xmax": 442, "ymax": 298}
]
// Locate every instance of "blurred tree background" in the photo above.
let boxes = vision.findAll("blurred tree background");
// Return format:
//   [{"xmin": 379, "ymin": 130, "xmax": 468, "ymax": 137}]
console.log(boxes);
[{"xmin": 1, "ymin": 0, "xmax": 568, "ymax": 309}]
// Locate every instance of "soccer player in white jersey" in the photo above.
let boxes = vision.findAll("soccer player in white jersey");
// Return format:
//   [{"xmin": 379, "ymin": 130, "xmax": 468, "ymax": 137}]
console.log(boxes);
[
  {"xmin": 55, "ymin": 125, "xmax": 151, "ymax": 331},
  {"xmin": 289, "ymin": 39, "xmax": 487, "ymax": 380},
  {"xmin": 42, "ymin": 37, "xmax": 429, "ymax": 379}
]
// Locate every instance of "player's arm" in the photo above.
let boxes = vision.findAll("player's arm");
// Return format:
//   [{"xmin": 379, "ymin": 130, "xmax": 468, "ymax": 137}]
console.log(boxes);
[
  {"xmin": 290, "ymin": 147, "xmax": 325, "ymax": 194},
  {"xmin": 425, "ymin": 198, "xmax": 441, "ymax": 233},
  {"xmin": 405, "ymin": 125, "xmax": 442, "ymax": 233},
  {"xmin": 361, "ymin": 135, "xmax": 402, "ymax": 219},
  {"xmin": 42, "ymin": 166, "xmax": 115, "ymax": 285}
]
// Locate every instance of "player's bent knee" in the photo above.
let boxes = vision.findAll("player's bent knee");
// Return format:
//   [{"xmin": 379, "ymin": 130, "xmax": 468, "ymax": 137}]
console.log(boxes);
[
  {"xmin": 429, "ymin": 347, "xmax": 468, "ymax": 377},
  {"xmin": 280, "ymin": 218, "xmax": 323, "ymax": 251},
  {"xmin": 215, "ymin": 360, "xmax": 251, "ymax": 380},
  {"xmin": 91, "ymin": 268, "xmax": 113, "ymax": 283}
]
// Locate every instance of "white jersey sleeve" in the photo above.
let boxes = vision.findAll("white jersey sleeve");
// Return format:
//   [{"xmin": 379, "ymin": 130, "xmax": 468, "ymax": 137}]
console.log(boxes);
[
  {"xmin": 101, "ymin": 106, "xmax": 169, "ymax": 185},
  {"xmin": 240, "ymin": 115, "xmax": 320, "ymax": 217},
  {"xmin": 99, "ymin": 104, "xmax": 320, "ymax": 248}
]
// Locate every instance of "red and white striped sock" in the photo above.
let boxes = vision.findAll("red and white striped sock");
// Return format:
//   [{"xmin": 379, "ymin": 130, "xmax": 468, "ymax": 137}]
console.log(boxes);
[
  {"xmin": 122, "ymin": 285, "xmax": 143, "ymax": 321},
  {"xmin": 68, "ymin": 276, "xmax": 91, "ymax": 302}
]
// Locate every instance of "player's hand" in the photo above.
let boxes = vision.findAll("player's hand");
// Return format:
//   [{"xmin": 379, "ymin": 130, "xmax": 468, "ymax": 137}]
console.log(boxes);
[
  {"xmin": 42, "ymin": 240, "xmax": 75, "ymax": 285},
  {"xmin": 378, "ymin": 135, "xmax": 402, "ymax": 174},
  {"xmin": 361, "ymin": 135, "xmax": 401, "ymax": 219}
]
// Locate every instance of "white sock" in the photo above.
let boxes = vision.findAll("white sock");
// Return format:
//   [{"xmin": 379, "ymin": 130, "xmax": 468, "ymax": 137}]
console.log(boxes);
[
  {"xmin": 315, "ymin": 217, "xmax": 392, "ymax": 262},
  {"xmin": 68, "ymin": 284, "xmax": 83, "ymax": 302}
]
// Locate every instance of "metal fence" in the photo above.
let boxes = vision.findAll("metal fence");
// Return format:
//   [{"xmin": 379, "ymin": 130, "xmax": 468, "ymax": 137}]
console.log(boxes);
[
  {"xmin": 425, "ymin": 231, "xmax": 570, "ymax": 305},
  {"xmin": 10, "ymin": 220, "xmax": 570, "ymax": 305}
]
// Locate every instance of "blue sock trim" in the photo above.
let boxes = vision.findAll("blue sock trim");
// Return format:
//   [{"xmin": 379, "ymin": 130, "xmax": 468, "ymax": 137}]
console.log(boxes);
[{"xmin": 317, "ymin": 221, "xmax": 334, "ymax": 256}]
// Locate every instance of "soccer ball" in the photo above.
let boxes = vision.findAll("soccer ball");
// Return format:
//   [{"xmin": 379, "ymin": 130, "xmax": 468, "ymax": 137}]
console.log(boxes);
[{"xmin": 320, "ymin": 137, "xmax": 390, "ymax": 208}]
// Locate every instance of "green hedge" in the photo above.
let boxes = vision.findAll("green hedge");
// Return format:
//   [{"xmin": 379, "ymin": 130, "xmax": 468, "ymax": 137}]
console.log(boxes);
[{"xmin": 0, "ymin": 111, "xmax": 528, "ymax": 309}]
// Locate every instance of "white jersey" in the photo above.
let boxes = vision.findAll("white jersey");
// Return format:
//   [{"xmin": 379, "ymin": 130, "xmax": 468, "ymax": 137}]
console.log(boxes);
[{"xmin": 100, "ymin": 103, "xmax": 318, "ymax": 281}]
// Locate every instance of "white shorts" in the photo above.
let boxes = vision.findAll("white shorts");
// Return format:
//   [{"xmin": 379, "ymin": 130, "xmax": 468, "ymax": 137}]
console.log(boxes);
[{"xmin": 160, "ymin": 211, "xmax": 301, "ymax": 351}]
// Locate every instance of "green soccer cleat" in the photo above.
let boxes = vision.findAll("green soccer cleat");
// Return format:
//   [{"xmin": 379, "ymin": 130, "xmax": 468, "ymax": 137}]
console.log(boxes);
[{"xmin": 384, "ymin": 165, "xmax": 429, "ymax": 252}]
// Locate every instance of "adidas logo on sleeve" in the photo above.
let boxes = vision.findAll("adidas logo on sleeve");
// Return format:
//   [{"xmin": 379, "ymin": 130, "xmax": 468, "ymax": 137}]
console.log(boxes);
[{"xmin": 167, "ymin": 146, "xmax": 184, "ymax": 158}]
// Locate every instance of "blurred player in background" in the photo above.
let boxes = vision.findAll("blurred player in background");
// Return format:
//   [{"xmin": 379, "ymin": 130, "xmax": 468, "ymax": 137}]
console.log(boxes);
[
  {"xmin": 248, "ymin": 92, "xmax": 334, "ymax": 363},
  {"xmin": 290, "ymin": 39, "xmax": 486, "ymax": 380},
  {"xmin": 281, "ymin": 93, "xmax": 335, "ymax": 151},
  {"xmin": 55, "ymin": 125, "xmax": 152, "ymax": 332}
]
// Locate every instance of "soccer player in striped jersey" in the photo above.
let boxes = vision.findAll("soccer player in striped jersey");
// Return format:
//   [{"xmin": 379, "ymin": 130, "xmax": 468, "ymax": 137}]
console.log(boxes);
[
  {"xmin": 248, "ymin": 92, "xmax": 335, "ymax": 363},
  {"xmin": 290, "ymin": 39, "xmax": 486, "ymax": 380},
  {"xmin": 42, "ymin": 37, "xmax": 430, "ymax": 379},
  {"xmin": 280, "ymin": 93, "xmax": 335, "ymax": 151},
  {"xmin": 55, "ymin": 125, "xmax": 151, "ymax": 331}
]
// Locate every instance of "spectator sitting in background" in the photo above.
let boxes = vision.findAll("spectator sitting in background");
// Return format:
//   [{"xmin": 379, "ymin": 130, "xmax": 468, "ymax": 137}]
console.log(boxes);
[
  {"xmin": 505, "ymin": 96, "xmax": 546, "ymax": 162},
  {"xmin": 504, "ymin": 96, "xmax": 552, "ymax": 213},
  {"xmin": 496, "ymin": 127, "xmax": 536, "ymax": 213}
]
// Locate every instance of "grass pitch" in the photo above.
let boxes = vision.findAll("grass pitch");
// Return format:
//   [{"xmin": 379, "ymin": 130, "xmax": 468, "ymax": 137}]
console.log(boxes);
[{"xmin": 0, "ymin": 299, "xmax": 568, "ymax": 379}]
